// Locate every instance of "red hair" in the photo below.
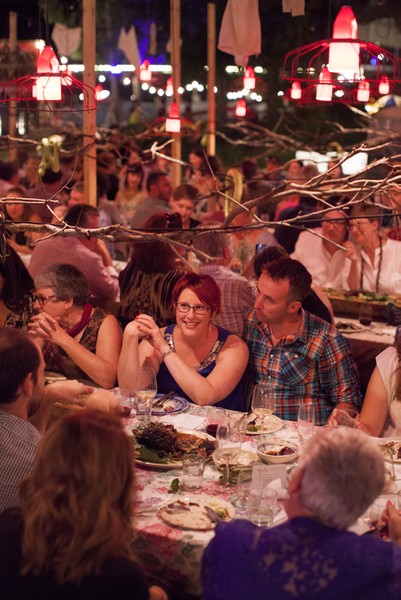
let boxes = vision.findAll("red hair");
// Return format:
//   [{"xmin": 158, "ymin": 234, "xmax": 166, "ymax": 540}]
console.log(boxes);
[{"xmin": 172, "ymin": 273, "xmax": 221, "ymax": 313}]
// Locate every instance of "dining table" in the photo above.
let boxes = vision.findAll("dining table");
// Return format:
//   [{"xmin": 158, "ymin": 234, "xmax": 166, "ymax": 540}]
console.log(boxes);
[
  {"xmin": 126, "ymin": 404, "xmax": 301, "ymax": 600},
  {"xmin": 335, "ymin": 317, "xmax": 396, "ymax": 391}
]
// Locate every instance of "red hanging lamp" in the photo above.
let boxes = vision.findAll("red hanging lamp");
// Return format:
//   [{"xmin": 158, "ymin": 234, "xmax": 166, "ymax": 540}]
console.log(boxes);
[
  {"xmin": 281, "ymin": 5, "xmax": 401, "ymax": 106},
  {"xmin": 32, "ymin": 46, "xmax": 62, "ymax": 101},
  {"xmin": 378, "ymin": 75, "xmax": 390, "ymax": 95},
  {"xmin": 139, "ymin": 60, "xmax": 152, "ymax": 82},
  {"xmin": 316, "ymin": 67, "xmax": 333, "ymax": 102},
  {"xmin": 243, "ymin": 67, "xmax": 256, "ymax": 90},
  {"xmin": 165, "ymin": 101, "xmax": 181, "ymax": 133},
  {"xmin": 356, "ymin": 80, "xmax": 370, "ymax": 103},
  {"xmin": 235, "ymin": 98, "xmax": 247, "ymax": 117},
  {"xmin": 327, "ymin": 6, "xmax": 359, "ymax": 77},
  {"xmin": 290, "ymin": 81, "xmax": 302, "ymax": 100}
]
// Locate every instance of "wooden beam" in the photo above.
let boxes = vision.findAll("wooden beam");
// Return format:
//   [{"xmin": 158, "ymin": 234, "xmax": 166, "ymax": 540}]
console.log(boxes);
[{"xmin": 82, "ymin": 0, "xmax": 97, "ymax": 206}]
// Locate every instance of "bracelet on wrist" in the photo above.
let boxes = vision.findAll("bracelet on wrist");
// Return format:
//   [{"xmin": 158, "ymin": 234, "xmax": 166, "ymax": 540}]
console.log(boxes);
[{"xmin": 161, "ymin": 347, "xmax": 175, "ymax": 360}]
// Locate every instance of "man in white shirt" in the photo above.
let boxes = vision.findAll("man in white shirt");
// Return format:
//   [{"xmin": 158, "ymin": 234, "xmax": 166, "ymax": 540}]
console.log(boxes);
[{"xmin": 291, "ymin": 207, "xmax": 350, "ymax": 289}]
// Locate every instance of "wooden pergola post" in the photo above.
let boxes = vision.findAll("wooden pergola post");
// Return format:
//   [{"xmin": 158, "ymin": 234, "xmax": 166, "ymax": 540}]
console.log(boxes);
[
  {"xmin": 207, "ymin": 2, "xmax": 216, "ymax": 157},
  {"xmin": 82, "ymin": 0, "xmax": 97, "ymax": 206},
  {"xmin": 170, "ymin": 0, "xmax": 182, "ymax": 187},
  {"xmin": 9, "ymin": 12, "xmax": 17, "ymax": 162}
]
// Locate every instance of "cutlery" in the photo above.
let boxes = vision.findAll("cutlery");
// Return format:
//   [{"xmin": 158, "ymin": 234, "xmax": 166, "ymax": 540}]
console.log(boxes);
[
  {"xmin": 204, "ymin": 505, "xmax": 221, "ymax": 524},
  {"xmin": 152, "ymin": 391, "xmax": 176, "ymax": 408}
]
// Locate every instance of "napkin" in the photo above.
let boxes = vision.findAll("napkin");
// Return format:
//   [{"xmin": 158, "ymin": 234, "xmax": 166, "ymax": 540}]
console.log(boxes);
[
  {"xmin": 267, "ymin": 477, "xmax": 287, "ymax": 500},
  {"xmin": 158, "ymin": 413, "xmax": 206, "ymax": 431}
]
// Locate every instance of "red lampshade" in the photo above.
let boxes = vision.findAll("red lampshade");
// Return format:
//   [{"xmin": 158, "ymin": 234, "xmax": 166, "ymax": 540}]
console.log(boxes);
[
  {"xmin": 235, "ymin": 98, "xmax": 247, "ymax": 117},
  {"xmin": 166, "ymin": 102, "xmax": 181, "ymax": 133},
  {"xmin": 33, "ymin": 46, "xmax": 62, "ymax": 101},
  {"xmin": 378, "ymin": 75, "xmax": 390, "ymax": 95},
  {"xmin": 165, "ymin": 77, "xmax": 173, "ymax": 96},
  {"xmin": 316, "ymin": 66, "xmax": 333, "ymax": 102},
  {"xmin": 328, "ymin": 6, "xmax": 360, "ymax": 77},
  {"xmin": 356, "ymin": 80, "xmax": 370, "ymax": 102},
  {"xmin": 243, "ymin": 67, "xmax": 256, "ymax": 90},
  {"xmin": 139, "ymin": 60, "xmax": 152, "ymax": 82},
  {"xmin": 290, "ymin": 81, "xmax": 302, "ymax": 100}
]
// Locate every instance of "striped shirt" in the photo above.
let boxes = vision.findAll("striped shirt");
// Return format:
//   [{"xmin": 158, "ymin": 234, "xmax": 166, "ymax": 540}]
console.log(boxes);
[
  {"xmin": 0, "ymin": 411, "xmax": 40, "ymax": 511},
  {"xmin": 243, "ymin": 309, "xmax": 361, "ymax": 425}
]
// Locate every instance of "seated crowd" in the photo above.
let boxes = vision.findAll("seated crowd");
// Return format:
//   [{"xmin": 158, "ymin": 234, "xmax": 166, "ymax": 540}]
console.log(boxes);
[{"xmin": 2, "ymin": 151, "xmax": 401, "ymax": 598}]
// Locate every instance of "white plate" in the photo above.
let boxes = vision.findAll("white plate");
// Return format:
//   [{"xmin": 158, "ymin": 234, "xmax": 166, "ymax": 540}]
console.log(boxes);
[
  {"xmin": 44, "ymin": 371, "xmax": 67, "ymax": 383},
  {"xmin": 151, "ymin": 394, "xmax": 189, "ymax": 416},
  {"xmin": 133, "ymin": 429, "xmax": 216, "ymax": 470},
  {"xmin": 246, "ymin": 415, "xmax": 284, "ymax": 435},
  {"xmin": 158, "ymin": 494, "xmax": 235, "ymax": 530},
  {"xmin": 378, "ymin": 440, "xmax": 401, "ymax": 464}
]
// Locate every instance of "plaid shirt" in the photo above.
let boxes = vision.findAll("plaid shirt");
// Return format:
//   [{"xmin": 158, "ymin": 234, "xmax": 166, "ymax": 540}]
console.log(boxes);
[
  {"xmin": 0, "ymin": 411, "xmax": 40, "ymax": 511},
  {"xmin": 243, "ymin": 309, "xmax": 361, "ymax": 425}
]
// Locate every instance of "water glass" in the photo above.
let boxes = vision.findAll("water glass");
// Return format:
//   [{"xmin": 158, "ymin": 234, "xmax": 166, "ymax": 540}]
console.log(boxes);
[
  {"xmin": 233, "ymin": 468, "xmax": 253, "ymax": 513},
  {"xmin": 112, "ymin": 388, "xmax": 133, "ymax": 418},
  {"xmin": 297, "ymin": 401, "xmax": 315, "ymax": 444},
  {"xmin": 228, "ymin": 413, "xmax": 248, "ymax": 441},
  {"xmin": 182, "ymin": 454, "xmax": 205, "ymax": 492},
  {"xmin": 249, "ymin": 487, "xmax": 278, "ymax": 527},
  {"xmin": 134, "ymin": 395, "xmax": 153, "ymax": 425}
]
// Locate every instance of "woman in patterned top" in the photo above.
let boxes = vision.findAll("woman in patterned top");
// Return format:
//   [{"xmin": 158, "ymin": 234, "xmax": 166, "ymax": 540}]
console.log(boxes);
[
  {"xmin": 118, "ymin": 273, "xmax": 249, "ymax": 411},
  {"xmin": 118, "ymin": 212, "xmax": 189, "ymax": 327},
  {"xmin": 0, "ymin": 245, "xmax": 35, "ymax": 329},
  {"xmin": 28, "ymin": 263, "xmax": 122, "ymax": 388}
]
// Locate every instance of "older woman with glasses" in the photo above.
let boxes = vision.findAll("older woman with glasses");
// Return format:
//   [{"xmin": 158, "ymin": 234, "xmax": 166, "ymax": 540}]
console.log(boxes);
[
  {"xmin": 344, "ymin": 202, "xmax": 401, "ymax": 294},
  {"xmin": 29, "ymin": 263, "xmax": 122, "ymax": 388},
  {"xmin": 118, "ymin": 273, "xmax": 249, "ymax": 411}
]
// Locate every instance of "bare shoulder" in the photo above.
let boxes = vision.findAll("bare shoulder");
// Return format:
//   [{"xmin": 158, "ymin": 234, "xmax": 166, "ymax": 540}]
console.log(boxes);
[{"xmin": 221, "ymin": 333, "xmax": 249, "ymax": 357}]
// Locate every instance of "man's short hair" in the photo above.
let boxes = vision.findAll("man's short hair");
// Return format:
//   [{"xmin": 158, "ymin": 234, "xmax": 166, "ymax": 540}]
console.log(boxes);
[
  {"xmin": 192, "ymin": 223, "xmax": 228, "ymax": 261},
  {"xmin": 263, "ymin": 257, "xmax": 312, "ymax": 303},
  {"xmin": 146, "ymin": 171, "xmax": 168, "ymax": 193},
  {"xmin": 64, "ymin": 203, "xmax": 99, "ymax": 227},
  {"xmin": 0, "ymin": 328, "xmax": 40, "ymax": 405},
  {"xmin": 254, "ymin": 246, "xmax": 288, "ymax": 278},
  {"xmin": 172, "ymin": 184, "xmax": 198, "ymax": 203},
  {"xmin": 298, "ymin": 427, "xmax": 384, "ymax": 529}
]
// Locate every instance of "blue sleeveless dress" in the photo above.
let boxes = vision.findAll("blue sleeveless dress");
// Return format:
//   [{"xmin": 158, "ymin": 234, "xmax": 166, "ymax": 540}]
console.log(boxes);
[{"xmin": 157, "ymin": 324, "xmax": 245, "ymax": 412}]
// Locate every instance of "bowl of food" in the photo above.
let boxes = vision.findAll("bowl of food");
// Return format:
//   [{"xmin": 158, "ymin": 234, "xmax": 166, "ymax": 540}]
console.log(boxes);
[{"xmin": 257, "ymin": 438, "xmax": 299, "ymax": 464}]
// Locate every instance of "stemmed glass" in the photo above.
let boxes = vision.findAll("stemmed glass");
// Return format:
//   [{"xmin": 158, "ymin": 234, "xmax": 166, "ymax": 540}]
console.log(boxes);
[
  {"xmin": 216, "ymin": 423, "xmax": 242, "ymax": 488},
  {"xmin": 135, "ymin": 367, "xmax": 157, "ymax": 402},
  {"xmin": 251, "ymin": 384, "xmax": 275, "ymax": 434},
  {"xmin": 134, "ymin": 367, "xmax": 157, "ymax": 423}
]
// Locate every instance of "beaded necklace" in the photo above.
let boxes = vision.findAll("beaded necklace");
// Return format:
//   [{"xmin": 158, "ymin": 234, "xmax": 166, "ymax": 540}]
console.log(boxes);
[{"xmin": 359, "ymin": 236, "xmax": 383, "ymax": 292}]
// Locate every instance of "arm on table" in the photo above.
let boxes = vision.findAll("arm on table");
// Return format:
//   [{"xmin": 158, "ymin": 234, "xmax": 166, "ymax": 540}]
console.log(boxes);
[
  {"xmin": 29, "ymin": 313, "xmax": 122, "ymax": 389},
  {"xmin": 358, "ymin": 367, "xmax": 389, "ymax": 436},
  {"xmin": 29, "ymin": 380, "xmax": 93, "ymax": 433}
]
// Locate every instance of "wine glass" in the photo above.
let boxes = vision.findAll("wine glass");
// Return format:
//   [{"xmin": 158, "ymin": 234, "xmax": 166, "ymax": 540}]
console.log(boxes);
[
  {"xmin": 251, "ymin": 384, "xmax": 275, "ymax": 433},
  {"xmin": 134, "ymin": 367, "xmax": 157, "ymax": 423},
  {"xmin": 216, "ymin": 424, "xmax": 242, "ymax": 488},
  {"xmin": 205, "ymin": 407, "xmax": 227, "ymax": 438}
]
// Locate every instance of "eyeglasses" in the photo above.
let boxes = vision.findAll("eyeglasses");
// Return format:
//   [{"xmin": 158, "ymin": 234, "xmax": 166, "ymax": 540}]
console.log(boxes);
[
  {"xmin": 176, "ymin": 302, "xmax": 210, "ymax": 315},
  {"xmin": 34, "ymin": 294, "xmax": 58, "ymax": 308},
  {"xmin": 321, "ymin": 219, "xmax": 347, "ymax": 227}
]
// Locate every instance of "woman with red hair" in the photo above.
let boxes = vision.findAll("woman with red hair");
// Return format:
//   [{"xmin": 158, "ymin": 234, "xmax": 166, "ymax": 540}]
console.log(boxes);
[{"xmin": 118, "ymin": 273, "xmax": 249, "ymax": 411}]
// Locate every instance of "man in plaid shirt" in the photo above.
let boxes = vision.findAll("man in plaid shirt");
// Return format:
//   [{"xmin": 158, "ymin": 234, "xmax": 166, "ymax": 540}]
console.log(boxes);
[{"xmin": 243, "ymin": 258, "xmax": 361, "ymax": 425}]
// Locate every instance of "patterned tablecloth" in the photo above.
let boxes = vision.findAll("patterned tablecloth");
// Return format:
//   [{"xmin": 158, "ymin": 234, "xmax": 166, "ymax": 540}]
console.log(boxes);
[{"xmin": 127, "ymin": 405, "xmax": 299, "ymax": 599}]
